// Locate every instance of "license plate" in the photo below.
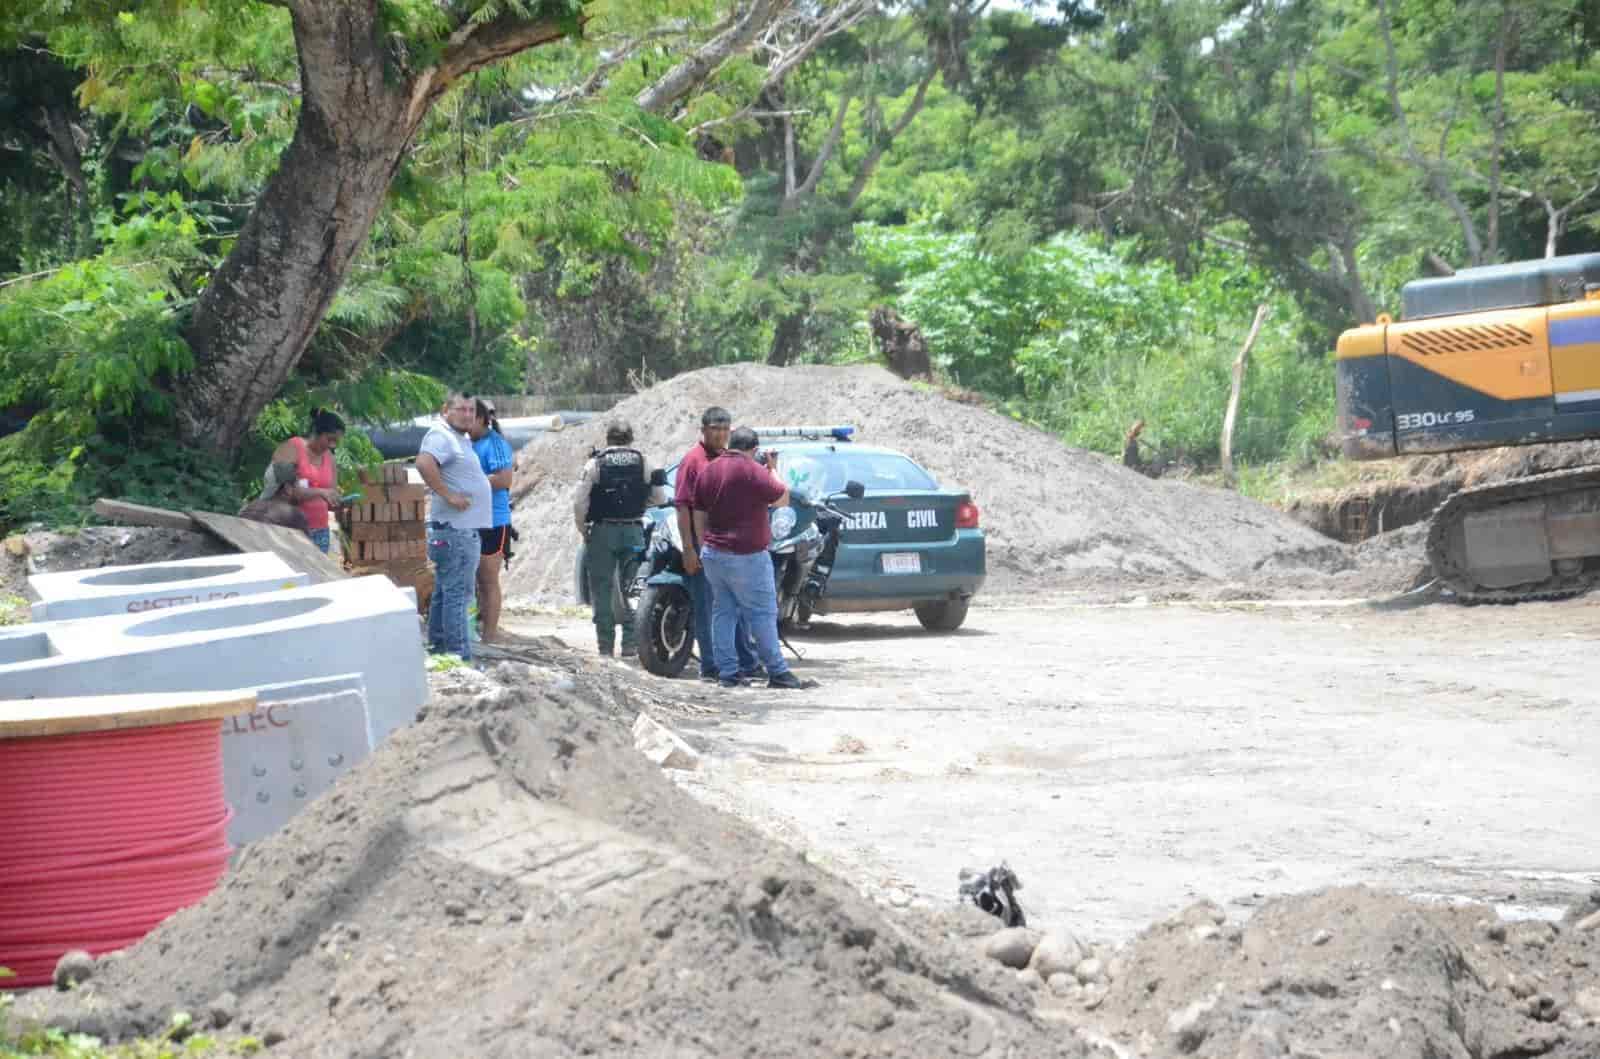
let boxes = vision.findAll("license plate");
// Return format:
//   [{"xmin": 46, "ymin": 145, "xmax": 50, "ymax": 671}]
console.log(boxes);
[{"xmin": 881, "ymin": 552, "xmax": 921, "ymax": 574}]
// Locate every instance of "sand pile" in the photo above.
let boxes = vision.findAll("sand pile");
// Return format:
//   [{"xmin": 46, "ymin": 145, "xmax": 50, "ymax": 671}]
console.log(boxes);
[
  {"xmin": 12, "ymin": 649, "xmax": 1598, "ymax": 1056},
  {"xmin": 12, "ymin": 661, "xmax": 1097, "ymax": 1059},
  {"xmin": 1074, "ymin": 887, "xmax": 1600, "ymax": 1058},
  {"xmin": 506, "ymin": 364, "xmax": 1347, "ymax": 602}
]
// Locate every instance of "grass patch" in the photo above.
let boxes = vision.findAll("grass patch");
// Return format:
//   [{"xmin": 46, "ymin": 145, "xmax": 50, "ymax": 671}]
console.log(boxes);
[
  {"xmin": 1, "ymin": 992, "xmax": 262, "ymax": 1059},
  {"xmin": 0, "ymin": 593, "xmax": 27, "ymax": 626}
]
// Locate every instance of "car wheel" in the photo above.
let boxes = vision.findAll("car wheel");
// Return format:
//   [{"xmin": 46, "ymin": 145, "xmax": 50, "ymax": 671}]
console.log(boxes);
[
  {"xmin": 914, "ymin": 598, "xmax": 969, "ymax": 632},
  {"xmin": 634, "ymin": 583, "xmax": 693, "ymax": 677}
]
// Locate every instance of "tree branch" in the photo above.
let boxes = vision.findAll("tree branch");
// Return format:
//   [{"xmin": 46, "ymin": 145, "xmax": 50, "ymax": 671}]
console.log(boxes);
[
  {"xmin": 692, "ymin": 1, "xmax": 874, "ymax": 135},
  {"xmin": 1489, "ymin": 0, "xmax": 1512, "ymax": 260},
  {"xmin": 790, "ymin": 88, "xmax": 853, "ymax": 203},
  {"xmin": 635, "ymin": 0, "xmax": 792, "ymax": 115},
  {"xmin": 1375, "ymin": 0, "xmax": 1483, "ymax": 265},
  {"xmin": 755, "ymin": 0, "xmax": 875, "ymax": 95},
  {"xmin": 434, "ymin": 15, "xmax": 574, "ymax": 94},
  {"xmin": 844, "ymin": 62, "xmax": 936, "ymax": 208}
]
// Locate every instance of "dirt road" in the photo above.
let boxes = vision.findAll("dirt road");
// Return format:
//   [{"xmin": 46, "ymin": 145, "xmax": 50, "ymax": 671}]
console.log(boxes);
[{"xmin": 507, "ymin": 595, "xmax": 1600, "ymax": 942}]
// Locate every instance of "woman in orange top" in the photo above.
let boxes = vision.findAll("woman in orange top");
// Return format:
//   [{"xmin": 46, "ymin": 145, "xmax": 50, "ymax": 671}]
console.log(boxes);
[{"xmin": 270, "ymin": 409, "xmax": 345, "ymax": 553}]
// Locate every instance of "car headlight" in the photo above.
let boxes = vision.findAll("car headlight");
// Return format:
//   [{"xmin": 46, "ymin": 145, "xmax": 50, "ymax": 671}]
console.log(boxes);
[{"xmin": 770, "ymin": 505, "xmax": 797, "ymax": 541}]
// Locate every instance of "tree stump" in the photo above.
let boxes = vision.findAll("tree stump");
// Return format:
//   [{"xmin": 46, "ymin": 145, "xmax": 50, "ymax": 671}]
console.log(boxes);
[{"xmin": 870, "ymin": 306, "xmax": 933, "ymax": 380}]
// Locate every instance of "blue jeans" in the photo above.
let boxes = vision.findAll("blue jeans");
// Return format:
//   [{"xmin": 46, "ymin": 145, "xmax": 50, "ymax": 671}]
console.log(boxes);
[
  {"xmin": 427, "ymin": 525, "xmax": 481, "ymax": 659},
  {"xmin": 701, "ymin": 545, "xmax": 788, "ymax": 681},
  {"xmin": 687, "ymin": 569, "xmax": 756, "ymax": 677},
  {"xmin": 307, "ymin": 528, "xmax": 331, "ymax": 554}
]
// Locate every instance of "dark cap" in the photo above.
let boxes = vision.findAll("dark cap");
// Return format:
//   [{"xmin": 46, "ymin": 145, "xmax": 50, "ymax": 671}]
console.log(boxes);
[
  {"xmin": 605, "ymin": 419, "xmax": 634, "ymax": 446},
  {"xmin": 701, "ymin": 406, "xmax": 732, "ymax": 428},
  {"xmin": 727, "ymin": 426, "xmax": 759, "ymax": 452}
]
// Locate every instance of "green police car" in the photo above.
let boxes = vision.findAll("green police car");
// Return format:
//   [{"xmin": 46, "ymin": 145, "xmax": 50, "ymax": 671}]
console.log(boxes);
[{"xmin": 758, "ymin": 425, "xmax": 985, "ymax": 631}]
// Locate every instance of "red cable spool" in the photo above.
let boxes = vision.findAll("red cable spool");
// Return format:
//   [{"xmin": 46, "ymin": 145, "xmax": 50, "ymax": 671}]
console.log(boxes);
[{"xmin": 0, "ymin": 691, "xmax": 255, "ymax": 989}]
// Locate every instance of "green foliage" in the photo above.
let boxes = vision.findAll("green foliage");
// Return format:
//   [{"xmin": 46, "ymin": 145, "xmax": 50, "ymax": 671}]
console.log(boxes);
[
  {"xmin": 244, "ymin": 369, "xmax": 443, "ymax": 494},
  {"xmin": 11, "ymin": 0, "xmax": 1600, "ymax": 525},
  {"xmin": 859, "ymin": 225, "xmax": 1333, "ymax": 465},
  {"xmin": 0, "ymin": 998, "xmax": 262, "ymax": 1058},
  {"xmin": 0, "ymin": 594, "xmax": 27, "ymax": 625}
]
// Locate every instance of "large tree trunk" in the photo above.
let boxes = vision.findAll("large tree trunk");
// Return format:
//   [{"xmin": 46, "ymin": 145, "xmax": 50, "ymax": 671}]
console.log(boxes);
[
  {"xmin": 175, "ymin": 1, "xmax": 567, "ymax": 455},
  {"xmin": 766, "ymin": 311, "xmax": 806, "ymax": 368}
]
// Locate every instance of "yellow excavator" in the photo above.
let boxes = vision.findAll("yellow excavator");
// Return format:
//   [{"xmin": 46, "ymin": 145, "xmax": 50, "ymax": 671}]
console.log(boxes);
[{"xmin": 1336, "ymin": 252, "xmax": 1600, "ymax": 602}]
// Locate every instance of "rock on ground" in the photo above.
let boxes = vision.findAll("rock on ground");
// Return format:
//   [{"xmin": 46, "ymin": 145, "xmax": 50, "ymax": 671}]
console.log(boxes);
[
  {"xmin": 1030, "ymin": 931, "xmax": 1086, "ymax": 980},
  {"xmin": 505, "ymin": 364, "xmax": 1350, "ymax": 602},
  {"xmin": 631, "ymin": 711, "xmax": 700, "ymax": 770},
  {"xmin": 51, "ymin": 950, "xmax": 94, "ymax": 991},
  {"xmin": 984, "ymin": 927, "xmax": 1043, "ymax": 969}
]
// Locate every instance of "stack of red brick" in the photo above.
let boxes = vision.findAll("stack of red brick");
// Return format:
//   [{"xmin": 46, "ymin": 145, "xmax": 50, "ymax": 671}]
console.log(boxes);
[
  {"xmin": 349, "ymin": 464, "xmax": 427, "ymax": 562},
  {"xmin": 346, "ymin": 463, "xmax": 433, "ymax": 613}
]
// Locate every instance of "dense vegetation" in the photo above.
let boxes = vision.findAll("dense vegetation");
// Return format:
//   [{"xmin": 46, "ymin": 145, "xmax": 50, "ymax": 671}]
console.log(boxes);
[{"xmin": 2, "ymin": 0, "xmax": 1598, "ymax": 527}]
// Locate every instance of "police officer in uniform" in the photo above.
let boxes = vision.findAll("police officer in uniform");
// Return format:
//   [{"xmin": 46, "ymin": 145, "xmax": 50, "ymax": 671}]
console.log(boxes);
[{"xmin": 573, "ymin": 420, "xmax": 666, "ymax": 656}]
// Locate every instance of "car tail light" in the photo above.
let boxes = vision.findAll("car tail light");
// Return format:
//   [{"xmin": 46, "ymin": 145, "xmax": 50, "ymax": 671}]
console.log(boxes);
[{"xmin": 956, "ymin": 500, "xmax": 981, "ymax": 529}]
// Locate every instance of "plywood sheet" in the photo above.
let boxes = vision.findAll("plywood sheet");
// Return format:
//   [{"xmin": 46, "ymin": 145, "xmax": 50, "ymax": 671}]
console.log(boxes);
[
  {"xmin": 187, "ymin": 509, "xmax": 347, "ymax": 583},
  {"xmin": 91, "ymin": 498, "xmax": 202, "ymax": 532}
]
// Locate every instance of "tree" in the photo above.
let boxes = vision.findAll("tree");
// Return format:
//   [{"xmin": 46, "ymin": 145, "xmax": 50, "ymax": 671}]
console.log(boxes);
[
  {"xmin": 5, "ymin": 0, "xmax": 796, "ymax": 456},
  {"xmin": 754, "ymin": 1, "xmax": 981, "ymax": 366}
]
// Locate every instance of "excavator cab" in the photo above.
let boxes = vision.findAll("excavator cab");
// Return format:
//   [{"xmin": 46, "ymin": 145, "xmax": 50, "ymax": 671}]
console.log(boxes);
[
  {"xmin": 1337, "ymin": 253, "xmax": 1600, "ymax": 462},
  {"xmin": 1334, "ymin": 252, "xmax": 1600, "ymax": 600}
]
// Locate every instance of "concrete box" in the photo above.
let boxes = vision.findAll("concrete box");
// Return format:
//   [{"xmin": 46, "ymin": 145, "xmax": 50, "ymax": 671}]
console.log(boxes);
[
  {"xmin": 224, "ymin": 674, "xmax": 373, "ymax": 847},
  {"xmin": 0, "ymin": 576, "xmax": 428, "ymax": 743},
  {"xmin": 27, "ymin": 552, "xmax": 310, "ymax": 622}
]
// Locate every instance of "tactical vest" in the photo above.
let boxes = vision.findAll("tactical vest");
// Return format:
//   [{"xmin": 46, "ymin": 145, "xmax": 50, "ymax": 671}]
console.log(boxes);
[{"xmin": 587, "ymin": 447, "xmax": 649, "ymax": 521}]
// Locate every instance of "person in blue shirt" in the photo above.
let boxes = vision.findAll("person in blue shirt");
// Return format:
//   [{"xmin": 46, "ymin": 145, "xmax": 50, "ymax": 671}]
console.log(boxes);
[{"xmin": 469, "ymin": 398, "xmax": 516, "ymax": 642}]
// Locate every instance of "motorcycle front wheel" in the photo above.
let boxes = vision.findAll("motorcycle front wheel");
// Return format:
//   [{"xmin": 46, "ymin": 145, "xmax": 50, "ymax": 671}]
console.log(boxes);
[{"xmin": 633, "ymin": 582, "xmax": 694, "ymax": 677}]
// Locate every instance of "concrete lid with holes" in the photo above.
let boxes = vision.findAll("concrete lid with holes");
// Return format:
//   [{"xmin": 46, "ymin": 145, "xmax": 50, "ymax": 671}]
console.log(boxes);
[{"xmin": 27, "ymin": 551, "xmax": 310, "ymax": 622}]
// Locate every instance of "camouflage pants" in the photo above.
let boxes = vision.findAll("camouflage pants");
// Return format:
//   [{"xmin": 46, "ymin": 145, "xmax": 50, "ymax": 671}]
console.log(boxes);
[{"xmin": 587, "ymin": 520, "xmax": 642, "ymax": 652}]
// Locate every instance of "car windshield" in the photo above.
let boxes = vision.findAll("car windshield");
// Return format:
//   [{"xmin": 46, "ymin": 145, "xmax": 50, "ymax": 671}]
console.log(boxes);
[
  {"xmin": 778, "ymin": 450, "xmax": 937, "ymax": 494},
  {"xmin": 663, "ymin": 448, "xmax": 938, "ymax": 495}
]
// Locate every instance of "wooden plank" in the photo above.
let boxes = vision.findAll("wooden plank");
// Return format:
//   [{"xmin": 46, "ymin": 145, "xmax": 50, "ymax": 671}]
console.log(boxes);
[
  {"xmin": 0, "ymin": 689, "xmax": 257, "ymax": 740},
  {"xmin": 92, "ymin": 498, "xmax": 200, "ymax": 532},
  {"xmin": 186, "ymin": 509, "xmax": 347, "ymax": 583}
]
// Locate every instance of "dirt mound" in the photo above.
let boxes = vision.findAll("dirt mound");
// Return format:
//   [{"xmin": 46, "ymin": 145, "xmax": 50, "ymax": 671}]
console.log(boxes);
[
  {"xmin": 506, "ymin": 364, "xmax": 1347, "ymax": 601},
  {"xmin": 2, "ymin": 527, "xmax": 227, "ymax": 618},
  {"xmin": 12, "ymin": 662, "xmax": 1097, "ymax": 1058},
  {"xmin": 1458, "ymin": 440, "xmax": 1600, "ymax": 487},
  {"xmin": 1083, "ymin": 888, "xmax": 1600, "ymax": 1057},
  {"xmin": 1290, "ymin": 439, "xmax": 1600, "ymax": 547}
]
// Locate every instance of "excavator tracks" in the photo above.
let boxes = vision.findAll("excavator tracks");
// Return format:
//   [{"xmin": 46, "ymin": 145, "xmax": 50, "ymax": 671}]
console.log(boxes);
[{"xmin": 1426, "ymin": 465, "xmax": 1600, "ymax": 604}]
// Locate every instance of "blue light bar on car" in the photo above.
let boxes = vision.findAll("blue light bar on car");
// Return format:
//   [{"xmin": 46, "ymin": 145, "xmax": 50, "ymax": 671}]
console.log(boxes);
[{"xmin": 751, "ymin": 425, "xmax": 856, "ymax": 440}]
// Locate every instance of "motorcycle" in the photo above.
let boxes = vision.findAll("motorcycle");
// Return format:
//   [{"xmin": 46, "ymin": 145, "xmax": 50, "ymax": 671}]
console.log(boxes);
[{"xmin": 631, "ymin": 480, "xmax": 864, "ymax": 677}]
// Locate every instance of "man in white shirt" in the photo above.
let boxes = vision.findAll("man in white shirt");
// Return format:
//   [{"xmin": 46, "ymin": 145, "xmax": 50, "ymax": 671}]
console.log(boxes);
[{"xmin": 415, "ymin": 392, "xmax": 492, "ymax": 659}]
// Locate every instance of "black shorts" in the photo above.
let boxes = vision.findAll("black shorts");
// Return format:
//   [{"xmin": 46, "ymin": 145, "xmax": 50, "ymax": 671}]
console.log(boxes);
[{"xmin": 479, "ymin": 525, "xmax": 511, "ymax": 557}]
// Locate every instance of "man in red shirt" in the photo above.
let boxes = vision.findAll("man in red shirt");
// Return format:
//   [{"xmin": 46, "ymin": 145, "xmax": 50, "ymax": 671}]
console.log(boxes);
[
  {"xmin": 676, "ymin": 407, "xmax": 759, "ymax": 682},
  {"xmin": 685, "ymin": 426, "xmax": 815, "ymax": 690}
]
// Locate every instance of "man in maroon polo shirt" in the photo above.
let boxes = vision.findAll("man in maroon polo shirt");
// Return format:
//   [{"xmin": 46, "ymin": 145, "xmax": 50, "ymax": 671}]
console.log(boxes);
[
  {"xmin": 685, "ymin": 426, "xmax": 815, "ymax": 690},
  {"xmin": 676, "ymin": 406, "xmax": 759, "ymax": 682}
]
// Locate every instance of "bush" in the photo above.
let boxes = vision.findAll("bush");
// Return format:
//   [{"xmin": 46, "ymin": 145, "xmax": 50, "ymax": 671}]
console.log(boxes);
[{"xmin": 856, "ymin": 225, "xmax": 1334, "ymax": 466}]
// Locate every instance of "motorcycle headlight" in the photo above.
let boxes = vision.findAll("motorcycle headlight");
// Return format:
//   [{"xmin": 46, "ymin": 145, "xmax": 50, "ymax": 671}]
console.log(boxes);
[{"xmin": 770, "ymin": 505, "xmax": 797, "ymax": 541}]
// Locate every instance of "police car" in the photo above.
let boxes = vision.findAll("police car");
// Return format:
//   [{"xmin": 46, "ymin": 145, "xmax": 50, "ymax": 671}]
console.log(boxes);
[{"xmin": 691, "ymin": 426, "xmax": 985, "ymax": 631}]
